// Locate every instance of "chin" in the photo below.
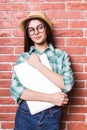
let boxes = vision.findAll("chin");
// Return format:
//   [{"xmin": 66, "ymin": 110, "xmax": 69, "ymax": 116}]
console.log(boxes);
[{"xmin": 35, "ymin": 42, "xmax": 44, "ymax": 45}]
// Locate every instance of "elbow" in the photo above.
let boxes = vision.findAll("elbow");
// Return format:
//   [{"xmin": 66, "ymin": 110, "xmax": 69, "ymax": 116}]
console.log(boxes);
[
  {"xmin": 63, "ymin": 80, "xmax": 74, "ymax": 92},
  {"xmin": 64, "ymin": 85, "xmax": 73, "ymax": 92}
]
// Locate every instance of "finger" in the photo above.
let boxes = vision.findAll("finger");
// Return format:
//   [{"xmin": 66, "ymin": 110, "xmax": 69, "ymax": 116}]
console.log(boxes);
[{"xmin": 58, "ymin": 92, "xmax": 68, "ymax": 97}]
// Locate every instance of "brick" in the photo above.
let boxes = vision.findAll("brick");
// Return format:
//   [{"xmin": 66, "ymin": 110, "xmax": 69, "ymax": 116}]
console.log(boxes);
[
  {"xmin": 0, "ymin": 98, "xmax": 15, "ymax": 104},
  {"xmin": 69, "ymin": 88, "xmax": 87, "ymax": 97},
  {"xmin": 67, "ymin": 123, "xmax": 87, "ymax": 130},
  {"xmin": 61, "ymin": 114, "xmax": 85, "ymax": 121},
  {"xmin": 85, "ymin": 13, "xmax": 87, "ymax": 19},
  {"xmin": 0, "ymin": 0, "xmax": 10, "ymax": 2},
  {"xmin": 57, "ymin": 47, "xmax": 86, "ymax": 55},
  {"xmin": 48, "ymin": 11, "xmax": 83, "ymax": 19},
  {"xmin": 0, "ymin": 64, "xmax": 11, "ymax": 71},
  {"xmin": 0, "ymin": 11, "xmax": 9, "ymax": 19},
  {"xmin": 0, "ymin": 20, "xmax": 10, "ymax": 29},
  {"xmin": 0, "ymin": 19, "xmax": 21, "ymax": 29},
  {"xmin": 85, "ymin": 65, "xmax": 87, "ymax": 72},
  {"xmin": 52, "ymin": 20, "xmax": 68, "ymax": 28},
  {"xmin": 0, "ymin": 4, "xmax": 28, "ymax": 11},
  {"xmin": 86, "ymin": 98, "xmax": 87, "ymax": 105},
  {"xmin": 86, "ymin": 98, "xmax": 87, "ymax": 104},
  {"xmin": 70, "ymin": 21, "xmax": 87, "ymax": 28},
  {"xmin": 71, "ymin": 56, "xmax": 87, "ymax": 63},
  {"xmin": 15, "ymin": 47, "xmax": 24, "ymax": 54},
  {"xmin": 66, "ymin": 38, "xmax": 87, "ymax": 46},
  {"xmin": 53, "ymin": 29, "xmax": 83, "ymax": 37},
  {"xmin": 74, "ymin": 73, "xmax": 87, "ymax": 80},
  {"xmin": 69, "ymin": 107, "xmax": 87, "ymax": 113},
  {"xmin": 66, "ymin": 3, "xmax": 87, "ymax": 10},
  {"xmin": 71, "ymin": 64, "xmax": 83, "ymax": 72},
  {"xmin": 0, "ymin": 72, "xmax": 12, "ymax": 79},
  {"xmin": 0, "ymin": 80, "xmax": 11, "ymax": 88},
  {"xmin": 12, "ymin": 0, "xmax": 44, "ymax": 2},
  {"xmin": 0, "ymin": 47, "xmax": 14, "ymax": 54},
  {"xmin": 85, "ymin": 30, "xmax": 87, "ymax": 37},
  {"xmin": 0, "ymin": 89, "xmax": 10, "ymax": 96},
  {"xmin": 0, "ymin": 106, "xmax": 17, "ymax": 113},
  {"xmin": 47, "ymin": 0, "xmax": 81, "ymax": 1},
  {"xmin": 54, "ymin": 38, "xmax": 65, "ymax": 46},
  {"xmin": 0, "ymin": 38, "xmax": 23, "ymax": 46},
  {"xmin": 0, "ymin": 30, "xmax": 11, "ymax": 37},
  {"xmin": 68, "ymin": 97, "xmax": 85, "ymax": 105},
  {"xmin": 74, "ymin": 81, "xmax": 85, "ymax": 88},
  {"xmin": 10, "ymin": 11, "xmax": 29, "ymax": 19},
  {"xmin": 29, "ymin": 3, "xmax": 65, "ymax": 11},
  {"xmin": 2, "ymin": 122, "xmax": 14, "ymax": 129},
  {"xmin": 13, "ymin": 29, "xmax": 24, "ymax": 37},
  {"xmin": 0, "ymin": 55, "xmax": 17, "ymax": 62},
  {"xmin": 0, "ymin": 113, "xmax": 15, "ymax": 121}
]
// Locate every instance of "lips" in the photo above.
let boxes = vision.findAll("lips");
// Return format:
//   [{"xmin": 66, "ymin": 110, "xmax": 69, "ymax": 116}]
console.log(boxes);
[{"xmin": 34, "ymin": 36, "xmax": 42, "ymax": 40}]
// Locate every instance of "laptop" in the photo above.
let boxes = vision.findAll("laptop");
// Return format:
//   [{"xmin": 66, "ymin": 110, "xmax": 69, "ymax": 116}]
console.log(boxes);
[{"xmin": 14, "ymin": 54, "xmax": 61, "ymax": 115}]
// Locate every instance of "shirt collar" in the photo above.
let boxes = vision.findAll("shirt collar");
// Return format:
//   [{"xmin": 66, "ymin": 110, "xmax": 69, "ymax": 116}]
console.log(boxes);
[{"xmin": 28, "ymin": 43, "xmax": 55, "ymax": 55}]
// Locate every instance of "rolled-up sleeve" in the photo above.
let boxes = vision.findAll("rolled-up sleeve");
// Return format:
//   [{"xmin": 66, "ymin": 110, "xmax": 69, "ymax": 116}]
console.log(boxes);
[{"xmin": 62, "ymin": 52, "xmax": 74, "ymax": 92}]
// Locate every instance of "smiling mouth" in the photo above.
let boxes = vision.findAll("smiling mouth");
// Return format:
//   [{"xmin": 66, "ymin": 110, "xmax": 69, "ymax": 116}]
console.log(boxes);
[{"xmin": 34, "ymin": 36, "xmax": 41, "ymax": 40}]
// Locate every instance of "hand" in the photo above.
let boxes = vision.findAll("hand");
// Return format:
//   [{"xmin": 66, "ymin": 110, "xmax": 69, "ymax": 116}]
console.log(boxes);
[
  {"xmin": 27, "ymin": 53, "xmax": 41, "ymax": 69},
  {"xmin": 50, "ymin": 92, "xmax": 69, "ymax": 106}
]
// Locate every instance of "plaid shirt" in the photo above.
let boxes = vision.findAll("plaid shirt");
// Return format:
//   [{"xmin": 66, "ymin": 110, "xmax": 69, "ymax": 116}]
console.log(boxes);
[{"xmin": 10, "ymin": 44, "xmax": 74, "ymax": 102}]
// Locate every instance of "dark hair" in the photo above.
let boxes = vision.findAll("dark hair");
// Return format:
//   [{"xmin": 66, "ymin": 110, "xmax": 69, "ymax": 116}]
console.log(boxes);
[{"xmin": 24, "ymin": 18, "xmax": 55, "ymax": 52}]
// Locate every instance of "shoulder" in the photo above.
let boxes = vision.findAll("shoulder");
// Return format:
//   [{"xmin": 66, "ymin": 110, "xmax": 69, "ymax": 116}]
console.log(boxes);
[
  {"xmin": 54, "ymin": 48, "xmax": 68, "ymax": 58},
  {"xmin": 16, "ymin": 52, "xmax": 30, "ymax": 64}
]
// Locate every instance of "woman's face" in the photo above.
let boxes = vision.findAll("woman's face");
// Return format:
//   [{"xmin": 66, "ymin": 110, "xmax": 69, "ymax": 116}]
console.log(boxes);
[{"xmin": 28, "ymin": 19, "xmax": 47, "ymax": 45}]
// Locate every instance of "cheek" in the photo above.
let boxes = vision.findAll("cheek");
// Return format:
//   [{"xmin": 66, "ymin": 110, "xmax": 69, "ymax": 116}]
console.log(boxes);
[
  {"xmin": 42, "ymin": 31, "xmax": 47, "ymax": 38},
  {"xmin": 29, "ymin": 35, "xmax": 34, "ymax": 41}
]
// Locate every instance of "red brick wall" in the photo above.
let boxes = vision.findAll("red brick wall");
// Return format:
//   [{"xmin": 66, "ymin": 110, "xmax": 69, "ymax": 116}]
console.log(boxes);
[{"xmin": 0, "ymin": 0, "xmax": 87, "ymax": 129}]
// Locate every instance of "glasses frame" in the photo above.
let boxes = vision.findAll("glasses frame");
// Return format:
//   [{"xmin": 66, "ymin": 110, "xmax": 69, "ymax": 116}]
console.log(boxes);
[{"xmin": 28, "ymin": 24, "xmax": 46, "ymax": 35}]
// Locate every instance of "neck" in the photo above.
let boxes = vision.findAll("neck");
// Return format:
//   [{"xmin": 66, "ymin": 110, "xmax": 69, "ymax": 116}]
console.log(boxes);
[{"xmin": 34, "ymin": 42, "xmax": 48, "ymax": 53}]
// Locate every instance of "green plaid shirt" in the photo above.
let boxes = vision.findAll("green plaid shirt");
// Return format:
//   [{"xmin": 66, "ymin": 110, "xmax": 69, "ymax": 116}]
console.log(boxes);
[{"xmin": 10, "ymin": 44, "xmax": 74, "ymax": 102}]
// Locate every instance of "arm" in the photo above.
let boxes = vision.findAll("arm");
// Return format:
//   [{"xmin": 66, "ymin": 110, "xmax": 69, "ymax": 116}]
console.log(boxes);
[
  {"xmin": 10, "ymin": 68, "xmax": 68, "ymax": 106},
  {"xmin": 27, "ymin": 53, "xmax": 64, "ymax": 89},
  {"xmin": 36, "ymin": 63, "xmax": 64, "ymax": 89},
  {"xmin": 10, "ymin": 54, "xmax": 27, "ymax": 102},
  {"xmin": 62, "ymin": 52, "xmax": 74, "ymax": 92},
  {"xmin": 26, "ymin": 52, "xmax": 74, "ymax": 91},
  {"xmin": 20, "ymin": 88, "xmax": 68, "ymax": 106},
  {"xmin": 10, "ymin": 53, "xmax": 70, "ymax": 106},
  {"xmin": 10, "ymin": 70, "xmax": 26, "ymax": 102}
]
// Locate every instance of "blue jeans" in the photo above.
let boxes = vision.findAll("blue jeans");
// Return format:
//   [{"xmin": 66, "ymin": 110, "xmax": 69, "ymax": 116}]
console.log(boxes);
[{"xmin": 14, "ymin": 101, "xmax": 62, "ymax": 130}]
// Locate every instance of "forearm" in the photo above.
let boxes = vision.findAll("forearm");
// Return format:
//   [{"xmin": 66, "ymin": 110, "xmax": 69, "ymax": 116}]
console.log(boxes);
[
  {"xmin": 20, "ymin": 88, "xmax": 68, "ymax": 106},
  {"xmin": 37, "ymin": 63, "xmax": 64, "ymax": 89},
  {"xmin": 20, "ymin": 88, "xmax": 50, "ymax": 102}
]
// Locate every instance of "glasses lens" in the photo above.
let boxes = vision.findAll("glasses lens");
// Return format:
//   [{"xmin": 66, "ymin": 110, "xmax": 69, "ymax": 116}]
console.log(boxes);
[
  {"xmin": 37, "ymin": 24, "xmax": 45, "ymax": 33},
  {"xmin": 28, "ymin": 28, "xmax": 34, "ymax": 35}
]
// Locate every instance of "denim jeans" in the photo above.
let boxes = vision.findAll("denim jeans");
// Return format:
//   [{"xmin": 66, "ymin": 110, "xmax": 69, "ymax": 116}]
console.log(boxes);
[{"xmin": 14, "ymin": 101, "xmax": 62, "ymax": 130}]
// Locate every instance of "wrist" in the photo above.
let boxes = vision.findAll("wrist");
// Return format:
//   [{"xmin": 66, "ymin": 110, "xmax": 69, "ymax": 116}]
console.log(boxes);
[{"xmin": 47, "ymin": 93, "xmax": 53, "ymax": 103}]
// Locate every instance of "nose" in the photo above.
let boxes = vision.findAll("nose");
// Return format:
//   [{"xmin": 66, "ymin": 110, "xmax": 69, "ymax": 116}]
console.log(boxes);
[{"xmin": 34, "ymin": 28, "xmax": 39, "ymax": 35}]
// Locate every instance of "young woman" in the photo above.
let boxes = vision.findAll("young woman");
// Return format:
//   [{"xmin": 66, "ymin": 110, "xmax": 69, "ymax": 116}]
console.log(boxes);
[{"xmin": 10, "ymin": 11, "xmax": 74, "ymax": 130}]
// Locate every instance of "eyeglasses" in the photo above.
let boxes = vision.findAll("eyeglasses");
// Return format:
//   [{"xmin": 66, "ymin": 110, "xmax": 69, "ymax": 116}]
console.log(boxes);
[{"xmin": 28, "ymin": 24, "xmax": 45, "ymax": 35}]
